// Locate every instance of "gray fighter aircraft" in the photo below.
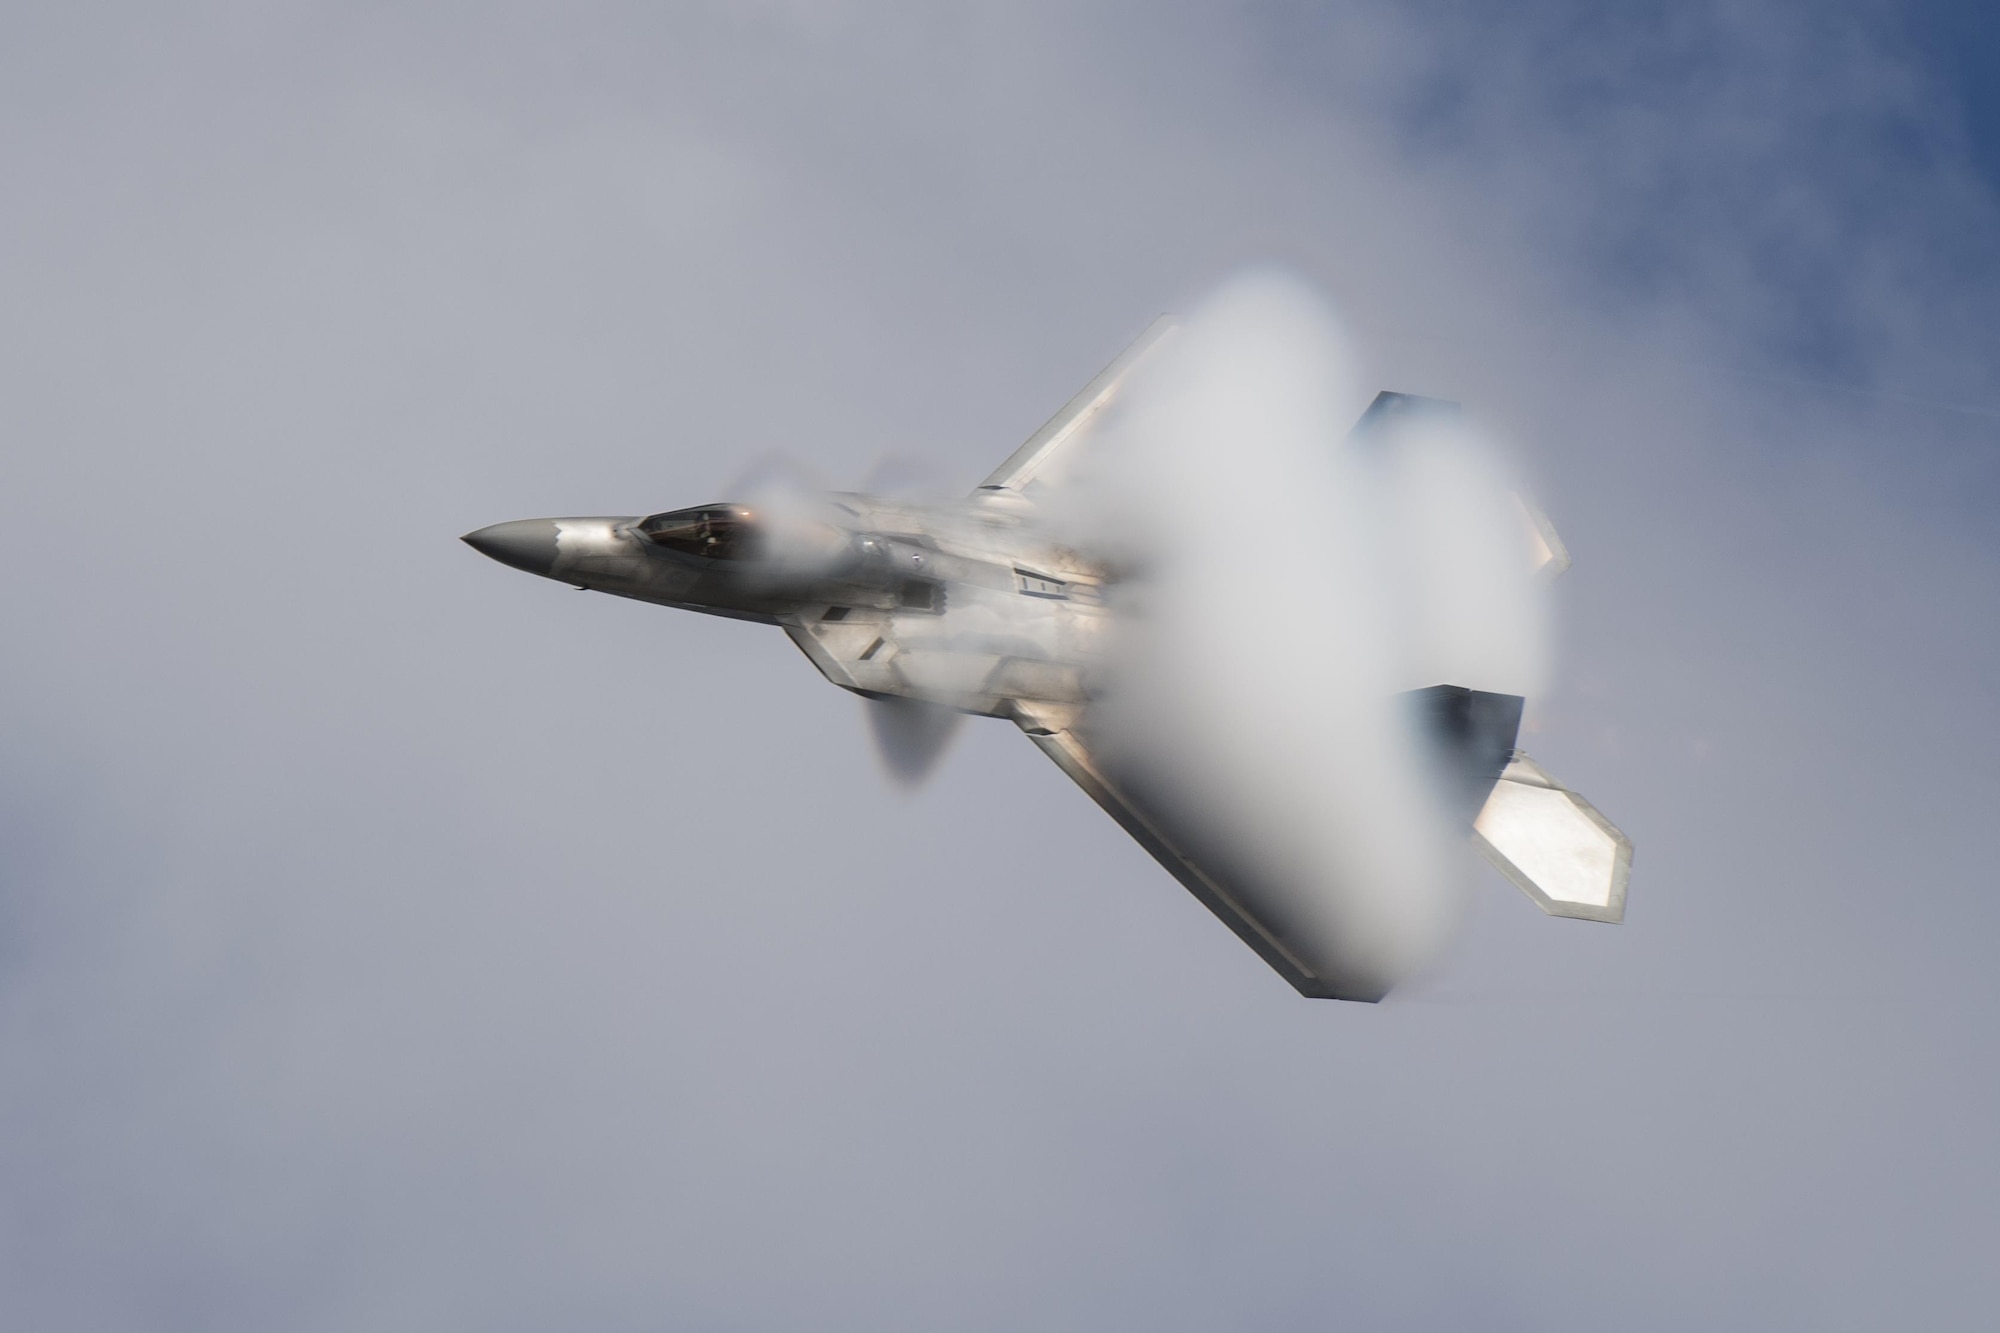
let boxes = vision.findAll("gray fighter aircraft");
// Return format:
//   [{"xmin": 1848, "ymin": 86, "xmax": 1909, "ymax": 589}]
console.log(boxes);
[{"xmin": 465, "ymin": 319, "xmax": 1631, "ymax": 1001}]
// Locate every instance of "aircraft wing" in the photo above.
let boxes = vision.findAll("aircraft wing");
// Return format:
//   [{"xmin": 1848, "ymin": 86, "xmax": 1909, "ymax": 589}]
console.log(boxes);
[
  {"xmin": 1017, "ymin": 691, "xmax": 1629, "ymax": 999},
  {"xmin": 1016, "ymin": 712, "xmax": 1395, "ymax": 1001},
  {"xmin": 996, "ymin": 380, "xmax": 1625, "ymax": 997},
  {"xmin": 976, "ymin": 316, "xmax": 1178, "ymax": 496}
]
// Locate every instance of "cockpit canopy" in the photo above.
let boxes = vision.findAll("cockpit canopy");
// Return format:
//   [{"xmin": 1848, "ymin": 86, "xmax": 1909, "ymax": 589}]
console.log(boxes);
[{"xmin": 637, "ymin": 504, "xmax": 758, "ymax": 560}]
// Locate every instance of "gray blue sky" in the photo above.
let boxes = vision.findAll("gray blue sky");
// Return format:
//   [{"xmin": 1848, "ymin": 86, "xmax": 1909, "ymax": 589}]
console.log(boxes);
[{"xmin": 2, "ymin": 3, "xmax": 1997, "ymax": 1329}]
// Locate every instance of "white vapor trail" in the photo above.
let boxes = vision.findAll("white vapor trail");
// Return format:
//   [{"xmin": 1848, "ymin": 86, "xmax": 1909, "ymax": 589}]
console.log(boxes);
[{"xmin": 1064, "ymin": 271, "xmax": 1548, "ymax": 996}]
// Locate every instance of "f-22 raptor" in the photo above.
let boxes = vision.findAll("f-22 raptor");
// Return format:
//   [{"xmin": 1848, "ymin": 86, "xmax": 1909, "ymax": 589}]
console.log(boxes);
[{"xmin": 465, "ymin": 318, "xmax": 1631, "ymax": 1001}]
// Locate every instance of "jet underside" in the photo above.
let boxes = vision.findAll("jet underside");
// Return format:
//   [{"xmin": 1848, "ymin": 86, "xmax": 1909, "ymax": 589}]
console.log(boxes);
[{"xmin": 465, "ymin": 316, "xmax": 1631, "ymax": 1002}]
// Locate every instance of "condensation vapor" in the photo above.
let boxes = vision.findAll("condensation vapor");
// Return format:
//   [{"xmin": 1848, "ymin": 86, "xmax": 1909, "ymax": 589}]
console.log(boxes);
[
  {"xmin": 1062, "ymin": 271, "xmax": 1550, "ymax": 996},
  {"xmin": 728, "ymin": 458, "xmax": 971, "ymax": 786}
]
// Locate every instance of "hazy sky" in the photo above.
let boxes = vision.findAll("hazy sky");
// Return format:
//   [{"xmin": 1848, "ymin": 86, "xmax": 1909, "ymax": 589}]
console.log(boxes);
[{"xmin": 3, "ymin": 4, "xmax": 1997, "ymax": 1329}]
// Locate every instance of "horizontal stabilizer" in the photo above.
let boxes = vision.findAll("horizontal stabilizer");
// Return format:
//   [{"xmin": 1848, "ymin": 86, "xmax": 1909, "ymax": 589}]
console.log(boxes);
[{"xmin": 1473, "ymin": 752, "xmax": 1631, "ymax": 923}]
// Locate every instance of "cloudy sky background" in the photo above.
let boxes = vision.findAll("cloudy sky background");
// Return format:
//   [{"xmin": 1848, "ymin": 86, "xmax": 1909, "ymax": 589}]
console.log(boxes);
[{"xmin": 3, "ymin": 2, "xmax": 1998, "ymax": 1328}]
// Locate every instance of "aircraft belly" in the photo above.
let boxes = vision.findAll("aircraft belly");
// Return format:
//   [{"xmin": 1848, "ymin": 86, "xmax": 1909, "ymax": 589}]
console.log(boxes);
[{"xmin": 782, "ymin": 569, "xmax": 1103, "ymax": 714}]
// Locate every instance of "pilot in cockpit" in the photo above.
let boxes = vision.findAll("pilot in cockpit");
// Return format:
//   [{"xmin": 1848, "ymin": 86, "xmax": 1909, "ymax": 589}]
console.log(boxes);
[{"xmin": 637, "ymin": 505, "xmax": 757, "ymax": 560}]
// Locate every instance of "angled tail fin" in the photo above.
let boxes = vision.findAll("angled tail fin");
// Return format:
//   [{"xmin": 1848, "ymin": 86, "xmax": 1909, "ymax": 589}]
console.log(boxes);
[{"xmin": 1347, "ymin": 391, "xmax": 1570, "ymax": 580}]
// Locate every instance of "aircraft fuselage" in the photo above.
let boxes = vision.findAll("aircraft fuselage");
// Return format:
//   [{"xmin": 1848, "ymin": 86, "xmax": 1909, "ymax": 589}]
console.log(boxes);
[{"xmin": 464, "ymin": 489, "xmax": 1107, "ymax": 729}]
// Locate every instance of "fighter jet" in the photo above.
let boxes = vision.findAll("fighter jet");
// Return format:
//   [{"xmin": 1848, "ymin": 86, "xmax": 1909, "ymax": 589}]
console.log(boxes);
[{"xmin": 465, "ymin": 315, "xmax": 1631, "ymax": 1002}]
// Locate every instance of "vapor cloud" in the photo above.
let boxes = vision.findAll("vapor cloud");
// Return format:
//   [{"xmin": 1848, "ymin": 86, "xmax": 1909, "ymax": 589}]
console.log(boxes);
[{"xmin": 1073, "ymin": 273, "xmax": 1460, "ymax": 995}]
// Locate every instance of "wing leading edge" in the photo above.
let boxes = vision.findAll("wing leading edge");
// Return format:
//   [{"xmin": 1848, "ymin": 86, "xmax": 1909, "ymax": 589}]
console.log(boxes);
[
  {"xmin": 977, "ymin": 316, "xmax": 1178, "ymax": 495},
  {"xmin": 1021, "ymin": 720, "xmax": 1386, "ymax": 1001}
]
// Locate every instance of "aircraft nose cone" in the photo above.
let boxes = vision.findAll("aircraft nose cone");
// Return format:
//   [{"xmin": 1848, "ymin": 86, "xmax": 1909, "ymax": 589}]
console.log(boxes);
[{"xmin": 462, "ymin": 519, "xmax": 561, "ymax": 577}]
